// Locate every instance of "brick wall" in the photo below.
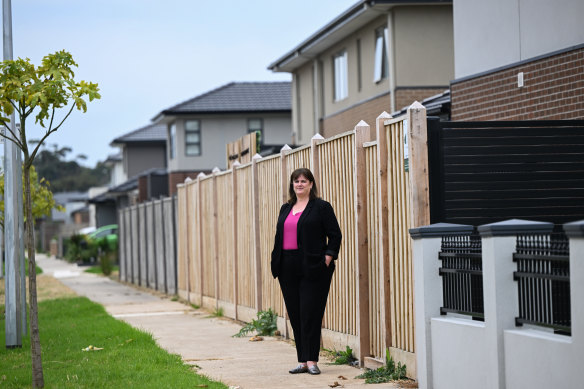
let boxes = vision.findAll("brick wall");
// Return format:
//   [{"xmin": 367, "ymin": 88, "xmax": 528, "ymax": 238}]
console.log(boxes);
[
  {"xmin": 394, "ymin": 87, "xmax": 446, "ymax": 113},
  {"xmin": 321, "ymin": 88, "xmax": 445, "ymax": 138},
  {"xmin": 138, "ymin": 176, "xmax": 148, "ymax": 203},
  {"xmin": 168, "ymin": 171, "xmax": 210, "ymax": 196},
  {"xmin": 451, "ymin": 47, "xmax": 584, "ymax": 121},
  {"xmin": 322, "ymin": 93, "xmax": 390, "ymax": 138}
]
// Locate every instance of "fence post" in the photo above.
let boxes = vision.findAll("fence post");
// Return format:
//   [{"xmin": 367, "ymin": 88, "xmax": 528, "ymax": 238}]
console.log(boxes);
[
  {"xmin": 406, "ymin": 101, "xmax": 430, "ymax": 229},
  {"xmin": 478, "ymin": 219, "xmax": 553, "ymax": 389},
  {"xmin": 281, "ymin": 145, "xmax": 291, "ymax": 204},
  {"xmin": 354, "ymin": 120, "xmax": 372, "ymax": 365},
  {"xmin": 409, "ymin": 223, "xmax": 474, "ymax": 389},
  {"xmin": 564, "ymin": 220, "xmax": 584, "ymax": 351},
  {"xmin": 280, "ymin": 144, "xmax": 291, "ymax": 338},
  {"xmin": 197, "ymin": 172, "xmax": 206, "ymax": 305},
  {"xmin": 212, "ymin": 167, "xmax": 221, "ymax": 310},
  {"xmin": 375, "ymin": 111, "xmax": 393, "ymax": 352},
  {"xmin": 183, "ymin": 179, "xmax": 192, "ymax": 301},
  {"xmin": 251, "ymin": 154, "xmax": 263, "ymax": 312},
  {"xmin": 310, "ymin": 134, "xmax": 324, "ymax": 187},
  {"xmin": 232, "ymin": 162, "xmax": 241, "ymax": 320}
]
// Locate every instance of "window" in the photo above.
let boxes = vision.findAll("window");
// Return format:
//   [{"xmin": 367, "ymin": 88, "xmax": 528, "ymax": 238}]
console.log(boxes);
[
  {"xmin": 333, "ymin": 51, "xmax": 348, "ymax": 101},
  {"xmin": 185, "ymin": 120, "xmax": 201, "ymax": 156},
  {"xmin": 373, "ymin": 26, "xmax": 389, "ymax": 83},
  {"xmin": 248, "ymin": 118, "xmax": 263, "ymax": 144},
  {"xmin": 169, "ymin": 123, "xmax": 176, "ymax": 159}
]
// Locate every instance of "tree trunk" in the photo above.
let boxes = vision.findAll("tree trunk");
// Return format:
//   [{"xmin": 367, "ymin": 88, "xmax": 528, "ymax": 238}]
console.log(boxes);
[{"xmin": 24, "ymin": 165, "xmax": 44, "ymax": 388}]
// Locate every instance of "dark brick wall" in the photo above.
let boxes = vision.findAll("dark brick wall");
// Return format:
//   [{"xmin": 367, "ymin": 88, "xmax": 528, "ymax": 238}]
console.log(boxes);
[
  {"xmin": 168, "ymin": 171, "xmax": 209, "ymax": 196},
  {"xmin": 321, "ymin": 88, "xmax": 444, "ymax": 138},
  {"xmin": 394, "ymin": 87, "xmax": 446, "ymax": 113},
  {"xmin": 451, "ymin": 47, "xmax": 584, "ymax": 121},
  {"xmin": 322, "ymin": 93, "xmax": 390, "ymax": 138}
]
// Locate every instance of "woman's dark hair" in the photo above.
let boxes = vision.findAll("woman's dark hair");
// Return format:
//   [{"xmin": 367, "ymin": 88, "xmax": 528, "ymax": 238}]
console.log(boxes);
[{"xmin": 288, "ymin": 168, "xmax": 319, "ymax": 204}]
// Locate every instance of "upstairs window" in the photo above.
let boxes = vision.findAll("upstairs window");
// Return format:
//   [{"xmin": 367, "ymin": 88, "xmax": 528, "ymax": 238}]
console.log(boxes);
[
  {"xmin": 169, "ymin": 123, "xmax": 176, "ymax": 159},
  {"xmin": 333, "ymin": 50, "xmax": 348, "ymax": 101},
  {"xmin": 248, "ymin": 118, "xmax": 263, "ymax": 144},
  {"xmin": 185, "ymin": 120, "xmax": 201, "ymax": 156},
  {"xmin": 373, "ymin": 26, "xmax": 389, "ymax": 83}
]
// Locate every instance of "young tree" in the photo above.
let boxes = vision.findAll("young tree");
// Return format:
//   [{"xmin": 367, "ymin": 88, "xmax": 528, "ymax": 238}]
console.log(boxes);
[
  {"xmin": 0, "ymin": 165, "xmax": 62, "ymax": 229},
  {"xmin": 0, "ymin": 50, "xmax": 100, "ymax": 388}
]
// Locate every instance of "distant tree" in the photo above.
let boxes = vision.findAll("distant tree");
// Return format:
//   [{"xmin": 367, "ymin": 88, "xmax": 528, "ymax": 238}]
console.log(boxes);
[
  {"xmin": 32, "ymin": 143, "xmax": 109, "ymax": 192},
  {"xmin": 0, "ymin": 50, "xmax": 100, "ymax": 388},
  {"xmin": 0, "ymin": 165, "xmax": 63, "ymax": 228}
]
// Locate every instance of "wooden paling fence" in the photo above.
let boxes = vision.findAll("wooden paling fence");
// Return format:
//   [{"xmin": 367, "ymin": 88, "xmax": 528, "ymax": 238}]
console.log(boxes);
[{"xmin": 173, "ymin": 104, "xmax": 430, "ymax": 377}]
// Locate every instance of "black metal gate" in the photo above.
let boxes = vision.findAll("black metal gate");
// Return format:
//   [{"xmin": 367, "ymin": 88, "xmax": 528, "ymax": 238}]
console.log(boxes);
[{"xmin": 428, "ymin": 118, "xmax": 584, "ymax": 226}]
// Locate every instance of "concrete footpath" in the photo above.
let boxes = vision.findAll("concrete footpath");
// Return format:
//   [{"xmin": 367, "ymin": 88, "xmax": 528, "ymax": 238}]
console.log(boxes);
[{"xmin": 36, "ymin": 254, "xmax": 401, "ymax": 389}]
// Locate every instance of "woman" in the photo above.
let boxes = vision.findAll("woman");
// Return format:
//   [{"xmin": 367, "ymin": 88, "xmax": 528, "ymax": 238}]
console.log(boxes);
[{"xmin": 271, "ymin": 167, "xmax": 342, "ymax": 375}]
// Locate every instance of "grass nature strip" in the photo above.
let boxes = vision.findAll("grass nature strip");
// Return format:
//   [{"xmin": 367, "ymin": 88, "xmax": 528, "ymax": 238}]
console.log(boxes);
[{"xmin": 0, "ymin": 297, "xmax": 227, "ymax": 388}]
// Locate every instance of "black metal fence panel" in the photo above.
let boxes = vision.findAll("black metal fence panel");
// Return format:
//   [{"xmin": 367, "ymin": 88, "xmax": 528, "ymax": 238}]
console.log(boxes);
[
  {"xmin": 428, "ymin": 118, "xmax": 584, "ymax": 226},
  {"xmin": 439, "ymin": 230, "xmax": 484, "ymax": 320},
  {"xmin": 513, "ymin": 231, "xmax": 571, "ymax": 334}
]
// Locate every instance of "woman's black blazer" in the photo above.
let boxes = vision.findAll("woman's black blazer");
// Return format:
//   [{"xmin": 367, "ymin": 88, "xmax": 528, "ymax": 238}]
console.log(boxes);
[{"xmin": 270, "ymin": 198, "xmax": 342, "ymax": 279}]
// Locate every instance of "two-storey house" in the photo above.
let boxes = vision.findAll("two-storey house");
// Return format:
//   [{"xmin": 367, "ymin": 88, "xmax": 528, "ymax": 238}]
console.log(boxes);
[
  {"xmin": 152, "ymin": 81, "xmax": 292, "ymax": 194},
  {"xmin": 269, "ymin": 0, "xmax": 453, "ymax": 144}
]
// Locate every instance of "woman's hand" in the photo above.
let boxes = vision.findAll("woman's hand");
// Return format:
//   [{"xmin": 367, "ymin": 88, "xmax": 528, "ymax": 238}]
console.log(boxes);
[{"xmin": 325, "ymin": 255, "xmax": 333, "ymax": 267}]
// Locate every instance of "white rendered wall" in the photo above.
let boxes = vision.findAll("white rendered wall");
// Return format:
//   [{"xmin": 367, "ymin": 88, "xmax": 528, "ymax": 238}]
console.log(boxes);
[
  {"xmin": 431, "ymin": 317, "xmax": 491, "ymax": 389},
  {"xmin": 453, "ymin": 0, "xmax": 584, "ymax": 78},
  {"xmin": 504, "ymin": 329, "xmax": 575, "ymax": 388}
]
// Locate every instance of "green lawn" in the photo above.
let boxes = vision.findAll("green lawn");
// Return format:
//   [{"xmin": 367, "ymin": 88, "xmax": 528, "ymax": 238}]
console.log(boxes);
[
  {"xmin": 83, "ymin": 265, "xmax": 119, "ymax": 275},
  {"xmin": 0, "ymin": 297, "xmax": 227, "ymax": 388}
]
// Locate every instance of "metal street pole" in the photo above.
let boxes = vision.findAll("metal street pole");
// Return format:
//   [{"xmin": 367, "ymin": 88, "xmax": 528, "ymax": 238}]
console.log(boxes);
[{"xmin": 3, "ymin": 0, "xmax": 25, "ymax": 348}]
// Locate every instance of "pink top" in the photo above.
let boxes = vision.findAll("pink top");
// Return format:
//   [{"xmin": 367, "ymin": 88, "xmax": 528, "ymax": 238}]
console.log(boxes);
[{"xmin": 282, "ymin": 210, "xmax": 303, "ymax": 250}]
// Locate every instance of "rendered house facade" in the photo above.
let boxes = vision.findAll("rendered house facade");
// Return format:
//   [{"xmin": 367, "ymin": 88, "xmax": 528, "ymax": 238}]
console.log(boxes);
[
  {"xmin": 269, "ymin": 0, "xmax": 453, "ymax": 144},
  {"xmin": 152, "ymin": 81, "xmax": 292, "ymax": 194},
  {"xmin": 450, "ymin": 0, "xmax": 584, "ymax": 120}
]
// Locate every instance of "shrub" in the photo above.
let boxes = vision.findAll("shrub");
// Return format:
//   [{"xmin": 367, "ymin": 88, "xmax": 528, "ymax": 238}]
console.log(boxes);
[
  {"xmin": 233, "ymin": 308, "xmax": 278, "ymax": 337},
  {"xmin": 356, "ymin": 350, "xmax": 407, "ymax": 384}
]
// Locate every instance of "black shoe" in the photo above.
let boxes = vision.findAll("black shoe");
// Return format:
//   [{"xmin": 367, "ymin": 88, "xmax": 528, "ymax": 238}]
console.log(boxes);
[
  {"xmin": 289, "ymin": 364, "xmax": 308, "ymax": 374},
  {"xmin": 307, "ymin": 365, "xmax": 321, "ymax": 375}
]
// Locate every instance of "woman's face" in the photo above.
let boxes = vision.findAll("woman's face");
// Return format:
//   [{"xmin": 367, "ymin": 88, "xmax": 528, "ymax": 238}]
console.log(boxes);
[{"xmin": 293, "ymin": 174, "xmax": 313, "ymax": 198}]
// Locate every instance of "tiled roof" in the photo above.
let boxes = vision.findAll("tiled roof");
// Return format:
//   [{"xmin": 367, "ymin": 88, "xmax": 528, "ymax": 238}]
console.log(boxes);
[
  {"xmin": 111, "ymin": 123, "xmax": 167, "ymax": 145},
  {"xmin": 158, "ymin": 82, "xmax": 291, "ymax": 116}
]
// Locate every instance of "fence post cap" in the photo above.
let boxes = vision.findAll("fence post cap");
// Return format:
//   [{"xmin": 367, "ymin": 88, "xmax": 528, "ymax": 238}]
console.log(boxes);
[
  {"xmin": 377, "ymin": 111, "xmax": 392, "ymax": 120},
  {"xmin": 407, "ymin": 101, "xmax": 424, "ymax": 110},
  {"xmin": 280, "ymin": 144, "xmax": 292, "ymax": 151},
  {"xmin": 409, "ymin": 223, "xmax": 474, "ymax": 239},
  {"xmin": 478, "ymin": 218, "xmax": 554, "ymax": 237},
  {"xmin": 212, "ymin": 167, "xmax": 221, "ymax": 174},
  {"xmin": 355, "ymin": 120, "xmax": 369, "ymax": 128},
  {"xmin": 197, "ymin": 172, "xmax": 206, "ymax": 179},
  {"xmin": 252, "ymin": 153, "xmax": 262, "ymax": 160},
  {"xmin": 564, "ymin": 219, "xmax": 584, "ymax": 238},
  {"xmin": 184, "ymin": 177, "xmax": 193, "ymax": 183},
  {"xmin": 232, "ymin": 160, "xmax": 241, "ymax": 167},
  {"xmin": 311, "ymin": 133, "xmax": 325, "ymax": 140}
]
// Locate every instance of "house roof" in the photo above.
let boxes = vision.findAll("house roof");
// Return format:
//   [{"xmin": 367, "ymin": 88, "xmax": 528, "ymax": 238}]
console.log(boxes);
[
  {"xmin": 153, "ymin": 81, "xmax": 291, "ymax": 121},
  {"xmin": 110, "ymin": 123, "xmax": 167, "ymax": 147},
  {"xmin": 268, "ymin": 0, "xmax": 452, "ymax": 73}
]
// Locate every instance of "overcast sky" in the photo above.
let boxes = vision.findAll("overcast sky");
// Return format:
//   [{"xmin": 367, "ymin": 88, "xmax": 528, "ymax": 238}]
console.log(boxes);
[{"xmin": 9, "ymin": 0, "xmax": 357, "ymax": 167}]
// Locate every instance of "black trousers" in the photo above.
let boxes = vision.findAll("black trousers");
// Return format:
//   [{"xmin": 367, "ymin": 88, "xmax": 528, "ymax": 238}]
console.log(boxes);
[{"xmin": 278, "ymin": 249, "xmax": 334, "ymax": 362}]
